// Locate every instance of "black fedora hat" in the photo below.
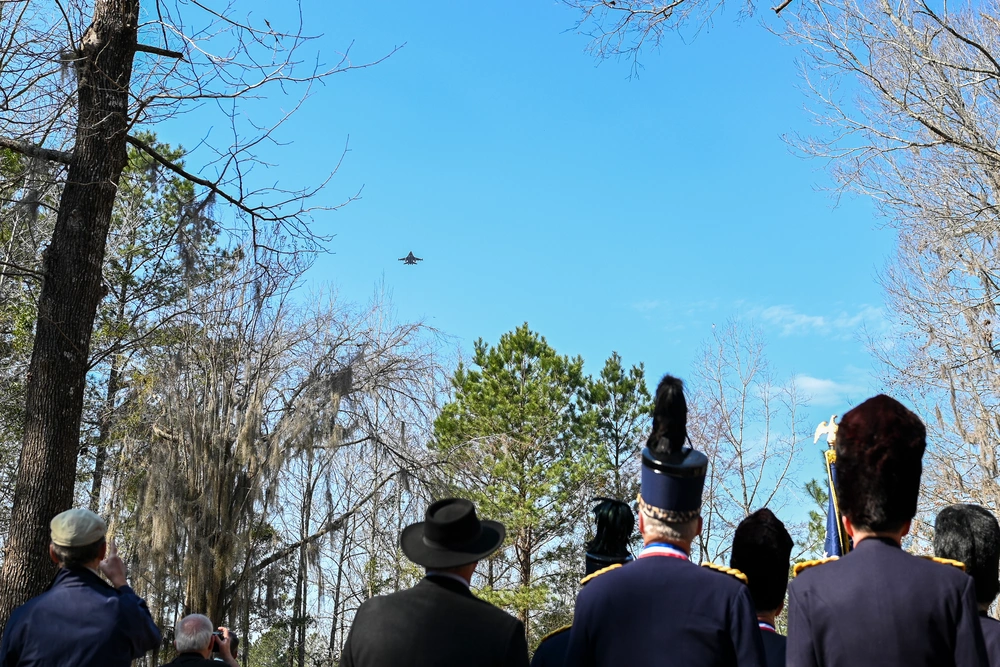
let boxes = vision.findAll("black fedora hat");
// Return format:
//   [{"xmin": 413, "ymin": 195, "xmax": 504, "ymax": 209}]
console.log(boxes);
[{"xmin": 400, "ymin": 498, "xmax": 506, "ymax": 569}]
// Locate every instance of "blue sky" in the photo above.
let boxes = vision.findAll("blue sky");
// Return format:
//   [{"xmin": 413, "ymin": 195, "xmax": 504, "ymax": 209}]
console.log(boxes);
[{"xmin": 165, "ymin": 1, "xmax": 895, "ymax": 484}]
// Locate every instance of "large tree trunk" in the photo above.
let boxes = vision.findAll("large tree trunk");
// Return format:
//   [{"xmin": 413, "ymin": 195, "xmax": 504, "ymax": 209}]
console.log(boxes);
[{"xmin": 0, "ymin": 0, "xmax": 138, "ymax": 630}]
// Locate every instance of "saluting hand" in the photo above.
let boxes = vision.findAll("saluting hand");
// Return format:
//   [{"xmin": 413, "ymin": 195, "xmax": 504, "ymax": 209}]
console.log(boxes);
[{"xmin": 98, "ymin": 539, "xmax": 128, "ymax": 590}]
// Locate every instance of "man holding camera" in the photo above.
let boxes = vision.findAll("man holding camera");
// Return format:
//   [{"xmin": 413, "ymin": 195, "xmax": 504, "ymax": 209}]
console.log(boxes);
[{"xmin": 165, "ymin": 614, "xmax": 238, "ymax": 667}]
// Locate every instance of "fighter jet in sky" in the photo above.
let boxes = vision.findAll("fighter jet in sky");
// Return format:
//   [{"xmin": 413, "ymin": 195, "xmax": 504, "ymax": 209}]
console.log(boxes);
[{"xmin": 398, "ymin": 252, "xmax": 423, "ymax": 265}]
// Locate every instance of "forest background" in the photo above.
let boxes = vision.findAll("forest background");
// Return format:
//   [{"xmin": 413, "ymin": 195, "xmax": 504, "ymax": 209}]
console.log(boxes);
[{"xmin": 2, "ymin": 0, "xmax": 999, "ymax": 664}]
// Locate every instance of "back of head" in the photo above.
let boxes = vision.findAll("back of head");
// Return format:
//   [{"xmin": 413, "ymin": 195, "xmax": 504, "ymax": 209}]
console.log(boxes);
[
  {"xmin": 49, "ymin": 508, "xmax": 108, "ymax": 569},
  {"xmin": 934, "ymin": 504, "xmax": 1000, "ymax": 606},
  {"xmin": 175, "ymin": 614, "xmax": 213, "ymax": 653},
  {"xmin": 730, "ymin": 508, "xmax": 793, "ymax": 611},
  {"xmin": 585, "ymin": 498, "xmax": 634, "ymax": 574},
  {"xmin": 834, "ymin": 394, "xmax": 926, "ymax": 532}
]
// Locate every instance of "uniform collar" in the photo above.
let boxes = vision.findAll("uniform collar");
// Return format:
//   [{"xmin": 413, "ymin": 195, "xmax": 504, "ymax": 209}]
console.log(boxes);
[{"xmin": 637, "ymin": 542, "xmax": 689, "ymax": 561}]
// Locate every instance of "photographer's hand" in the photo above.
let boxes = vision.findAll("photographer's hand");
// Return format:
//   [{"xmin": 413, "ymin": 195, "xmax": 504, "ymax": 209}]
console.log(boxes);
[
  {"xmin": 98, "ymin": 539, "xmax": 128, "ymax": 590},
  {"xmin": 216, "ymin": 627, "xmax": 239, "ymax": 667}
]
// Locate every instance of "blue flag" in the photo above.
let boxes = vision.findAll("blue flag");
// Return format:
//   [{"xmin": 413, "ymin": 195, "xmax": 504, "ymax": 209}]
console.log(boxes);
[{"xmin": 823, "ymin": 451, "xmax": 850, "ymax": 557}]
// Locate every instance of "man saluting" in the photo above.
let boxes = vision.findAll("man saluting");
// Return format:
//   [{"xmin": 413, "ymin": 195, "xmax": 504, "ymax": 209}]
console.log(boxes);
[
  {"xmin": 563, "ymin": 374, "xmax": 766, "ymax": 667},
  {"xmin": 786, "ymin": 395, "xmax": 988, "ymax": 667}
]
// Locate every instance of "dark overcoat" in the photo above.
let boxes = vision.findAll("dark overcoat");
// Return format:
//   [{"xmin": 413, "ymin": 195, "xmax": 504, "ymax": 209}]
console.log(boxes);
[
  {"xmin": 340, "ymin": 574, "xmax": 529, "ymax": 667},
  {"xmin": 787, "ymin": 537, "xmax": 988, "ymax": 667},
  {"xmin": 0, "ymin": 567, "xmax": 161, "ymax": 667}
]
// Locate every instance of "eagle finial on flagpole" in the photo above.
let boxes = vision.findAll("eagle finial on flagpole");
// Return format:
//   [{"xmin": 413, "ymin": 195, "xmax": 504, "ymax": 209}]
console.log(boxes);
[{"xmin": 814, "ymin": 415, "xmax": 839, "ymax": 447}]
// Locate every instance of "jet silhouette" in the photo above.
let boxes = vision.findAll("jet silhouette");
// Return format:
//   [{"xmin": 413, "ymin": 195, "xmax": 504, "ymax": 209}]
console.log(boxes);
[{"xmin": 398, "ymin": 252, "xmax": 423, "ymax": 265}]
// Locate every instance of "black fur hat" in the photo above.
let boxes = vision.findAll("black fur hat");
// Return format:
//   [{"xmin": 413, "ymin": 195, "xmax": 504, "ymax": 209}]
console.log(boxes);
[
  {"xmin": 834, "ymin": 395, "xmax": 926, "ymax": 532},
  {"xmin": 584, "ymin": 498, "xmax": 635, "ymax": 575},
  {"xmin": 730, "ymin": 508, "xmax": 793, "ymax": 612},
  {"xmin": 934, "ymin": 504, "xmax": 1000, "ymax": 606}
]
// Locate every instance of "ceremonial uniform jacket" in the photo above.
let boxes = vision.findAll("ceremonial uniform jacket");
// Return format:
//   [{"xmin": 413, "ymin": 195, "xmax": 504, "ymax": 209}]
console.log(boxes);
[
  {"xmin": 531, "ymin": 626, "xmax": 570, "ymax": 667},
  {"xmin": 0, "ymin": 567, "xmax": 161, "ymax": 667},
  {"xmin": 757, "ymin": 623, "xmax": 786, "ymax": 667},
  {"xmin": 341, "ymin": 574, "xmax": 529, "ymax": 667},
  {"xmin": 981, "ymin": 614, "xmax": 1000, "ymax": 667},
  {"xmin": 786, "ymin": 536, "xmax": 988, "ymax": 667},
  {"xmin": 563, "ymin": 546, "xmax": 767, "ymax": 667}
]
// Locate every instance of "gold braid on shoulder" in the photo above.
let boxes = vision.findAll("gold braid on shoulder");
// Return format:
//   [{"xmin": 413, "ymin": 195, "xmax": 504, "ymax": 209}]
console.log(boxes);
[
  {"xmin": 793, "ymin": 557, "xmax": 838, "ymax": 577},
  {"xmin": 579, "ymin": 563, "xmax": 622, "ymax": 585},
  {"xmin": 536, "ymin": 624, "xmax": 572, "ymax": 646},
  {"xmin": 701, "ymin": 562, "xmax": 748, "ymax": 584},
  {"xmin": 636, "ymin": 493, "xmax": 700, "ymax": 523},
  {"xmin": 920, "ymin": 556, "xmax": 966, "ymax": 571}
]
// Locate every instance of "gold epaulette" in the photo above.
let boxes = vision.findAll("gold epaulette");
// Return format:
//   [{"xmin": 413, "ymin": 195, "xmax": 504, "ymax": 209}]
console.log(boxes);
[
  {"xmin": 793, "ymin": 557, "xmax": 838, "ymax": 577},
  {"xmin": 536, "ymin": 624, "xmax": 571, "ymax": 647},
  {"xmin": 579, "ymin": 563, "xmax": 622, "ymax": 585},
  {"xmin": 920, "ymin": 556, "xmax": 966, "ymax": 571},
  {"xmin": 701, "ymin": 562, "xmax": 748, "ymax": 584}
]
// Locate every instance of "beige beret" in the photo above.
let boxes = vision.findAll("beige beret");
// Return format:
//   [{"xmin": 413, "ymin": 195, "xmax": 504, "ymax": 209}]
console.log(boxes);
[{"xmin": 50, "ymin": 508, "xmax": 107, "ymax": 547}]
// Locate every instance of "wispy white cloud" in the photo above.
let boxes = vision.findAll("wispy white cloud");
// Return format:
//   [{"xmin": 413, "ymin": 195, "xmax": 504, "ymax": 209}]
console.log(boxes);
[
  {"xmin": 794, "ymin": 374, "xmax": 867, "ymax": 407},
  {"xmin": 756, "ymin": 304, "xmax": 886, "ymax": 339}
]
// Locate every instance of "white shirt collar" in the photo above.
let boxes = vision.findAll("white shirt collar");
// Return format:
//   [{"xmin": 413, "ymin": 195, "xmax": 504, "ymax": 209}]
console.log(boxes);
[{"xmin": 425, "ymin": 571, "xmax": 471, "ymax": 589}]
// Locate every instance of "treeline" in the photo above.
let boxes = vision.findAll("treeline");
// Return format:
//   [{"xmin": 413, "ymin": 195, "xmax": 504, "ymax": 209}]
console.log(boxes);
[{"xmin": 0, "ymin": 136, "xmax": 811, "ymax": 661}]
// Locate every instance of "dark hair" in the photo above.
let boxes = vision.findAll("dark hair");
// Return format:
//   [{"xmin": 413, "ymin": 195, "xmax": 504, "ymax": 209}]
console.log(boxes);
[
  {"xmin": 585, "ymin": 499, "xmax": 634, "ymax": 559},
  {"xmin": 934, "ymin": 504, "xmax": 1000, "ymax": 606},
  {"xmin": 646, "ymin": 375, "xmax": 687, "ymax": 457},
  {"xmin": 730, "ymin": 509, "xmax": 793, "ymax": 611},
  {"xmin": 835, "ymin": 395, "xmax": 925, "ymax": 532},
  {"xmin": 51, "ymin": 537, "xmax": 106, "ymax": 569}
]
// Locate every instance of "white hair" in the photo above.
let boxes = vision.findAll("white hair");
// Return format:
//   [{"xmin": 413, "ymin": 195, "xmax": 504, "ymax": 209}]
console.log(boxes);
[
  {"xmin": 175, "ymin": 614, "xmax": 214, "ymax": 653},
  {"xmin": 641, "ymin": 508, "xmax": 699, "ymax": 543}
]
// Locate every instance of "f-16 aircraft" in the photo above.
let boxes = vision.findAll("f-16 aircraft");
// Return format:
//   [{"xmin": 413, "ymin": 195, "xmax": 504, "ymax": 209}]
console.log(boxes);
[{"xmin": 398, "ymin": 252, "xmax": 423, "ymax": 265}]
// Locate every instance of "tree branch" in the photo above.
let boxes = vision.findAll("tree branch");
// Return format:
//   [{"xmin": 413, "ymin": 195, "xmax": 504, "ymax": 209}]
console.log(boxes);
[
  {"xmin": 772, "ymin": 0, "xmax": 794, "ymax": 14},
  {"xmin": 134, "ymin": 43, "xmax": 185, "ymax": 61},
  {"xmin": 0, "ymin": 137, "xmax": 72, "ymax": 165},
  {"xmin": 126, "ymin": 134, "xmax": 254, "ymax": 219}
]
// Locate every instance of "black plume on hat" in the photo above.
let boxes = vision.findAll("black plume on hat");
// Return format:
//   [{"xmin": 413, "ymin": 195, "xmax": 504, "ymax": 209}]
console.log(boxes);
[
  {"xmin": 585, "ymin": 498, "xmax": 634, "ymax": 560},
  {"xmin": 646, "ymin": 374, "xmax": 688, "ymax": 456},
  {"xmin": 934, "ymin": 504, "xmax": 1000, "ymax": 606}
]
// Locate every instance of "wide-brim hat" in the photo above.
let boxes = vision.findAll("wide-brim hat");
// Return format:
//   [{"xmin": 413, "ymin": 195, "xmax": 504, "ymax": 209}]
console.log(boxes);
[{"xmin": 400, "ymin": 498, "xmax": 506, "ymax": 569}]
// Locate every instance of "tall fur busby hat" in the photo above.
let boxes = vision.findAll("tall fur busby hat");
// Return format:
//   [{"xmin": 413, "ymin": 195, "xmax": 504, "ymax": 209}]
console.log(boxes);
[
  {"xmin": 639, "ymin": 375, "xmax": 707, "ymax": 522},
  {"xmin": 934, "ymin": 504, "xmax": 1000, "ymax": 606},
  {"xmin": 730, "ymin": 508, "xmax": 794, "ymax": 612},
  {"xmin": 584, "ymin": 498, "xmax": 635, "ymax": 575},
  {"xmin": 834, "ymin": 394, "xmax": 926, "ymax": 532}
]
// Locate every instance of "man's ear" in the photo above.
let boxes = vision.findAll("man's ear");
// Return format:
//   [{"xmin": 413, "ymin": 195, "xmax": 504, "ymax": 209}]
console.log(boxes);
[
  {"xmin": 48, "ymin": 544, "xmax": 60, "ymax": 565},
  {"xmin": 842, "ymin": 514, "xmax": 855, "ymax": 538},
  {"xmin": 901, "ymin": 519, "xmax": 912, "ymax": 538},
  {"xmin": 695, "ymin": 516, "xmax": 704, "ymax": 537},
  {"xmin": 98, "ymin": 541, "xmax": 108, "ymax": 561}
]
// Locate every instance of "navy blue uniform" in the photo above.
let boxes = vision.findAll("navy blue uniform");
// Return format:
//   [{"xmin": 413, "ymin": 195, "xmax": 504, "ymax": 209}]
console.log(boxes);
[
  {"xmin": 0, "ymin": 567, "xmax": 161, "ymax": 667},
  {"xmin": 981, "ymin": 615, "xmax": 1000, "ymax": 667},
  {"xmin": 787, "ymin": 537, "xmax": 988, "ymax": 667},
  {"xmin": 564, "ymin": 555, "xmax": 766, "ymax": 667},
  {"xmin": 531, "ymin": 627, "xmax": 570, "ymax": 667},
  {"xmin": 758, "ymin": 625, "xmax": 785, "ymax": 667}
]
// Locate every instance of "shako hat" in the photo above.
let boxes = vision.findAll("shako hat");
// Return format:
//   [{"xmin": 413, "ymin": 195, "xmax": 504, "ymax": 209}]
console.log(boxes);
[
  {"xmin": 584, "ymin": 498, "xmax": 635, "ymax": 575},
  {"xmin": 400, "ymin": 498, "xmax": 505, "ymax": 569},
  {"xmin": 834, "ymin": 394, "xmax": 925, "ymax": 531},
  {"xmin": 731, "ymin": 508, "xmax": 794, "ymax": 611},
  {"xmin": 639, "ymin": 374, "xmax": 707, "ymax": 522}
]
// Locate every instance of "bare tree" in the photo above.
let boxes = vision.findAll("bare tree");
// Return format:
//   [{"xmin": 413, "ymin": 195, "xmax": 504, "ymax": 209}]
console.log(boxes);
[
  {"xmin": 0, "ymin": 0, "xmax": 395, "ymax": 622},
  {"xmin": 687, "ymin": 320, "xmax": 804, "ymax": 563},
  {"xmin": 780, "ymin": 0, "xmax": 1000, "ymax": 528}
]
